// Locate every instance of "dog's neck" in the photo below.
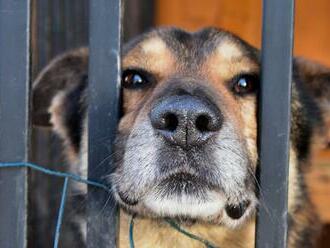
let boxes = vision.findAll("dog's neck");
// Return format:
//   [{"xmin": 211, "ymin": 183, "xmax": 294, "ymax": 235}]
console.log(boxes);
[{"xmin": 118, "ymin": 210, "xmax": 255, "ymax": 248}]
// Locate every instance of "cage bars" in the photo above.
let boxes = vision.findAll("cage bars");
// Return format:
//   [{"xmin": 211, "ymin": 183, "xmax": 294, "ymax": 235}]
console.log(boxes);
[
  {"xmin": 0, "ymin": 0, "xmax": 31, "ymax": 247},
  {"xmin": 0, "ymin": 0, "xmax": 295, "ymax": 247},
  {"xmin": 255, "ymin": 0, "xmax": 295, "ymax": 247},
  {"xmin": 87, "ymin": 0, "xmax": 122, "ymax": 247}
]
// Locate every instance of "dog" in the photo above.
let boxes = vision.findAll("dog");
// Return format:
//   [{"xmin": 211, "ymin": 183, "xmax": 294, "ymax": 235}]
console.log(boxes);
[{"xmin": 33, "ymin": 27, "xmax": 330, "ymax": 247}]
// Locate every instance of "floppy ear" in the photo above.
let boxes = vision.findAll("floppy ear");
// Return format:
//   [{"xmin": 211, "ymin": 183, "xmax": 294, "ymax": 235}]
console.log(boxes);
[
  {"xmin": 294, "ymin": 57, "xmax": 330, "ymax": 146},
  {"xmin": 32, "ymin": 48, "xmax": 88, "ymax": 163}
]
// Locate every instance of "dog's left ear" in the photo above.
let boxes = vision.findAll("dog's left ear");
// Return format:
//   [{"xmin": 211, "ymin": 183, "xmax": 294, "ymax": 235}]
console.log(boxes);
[
  {"xmin": 32, "ymin": 48, "xmax": 88, "ymax": 127},
  {"xmin": 294, "ymin": 57, "xmax": 330, "ymax": 145},
  {"xmin": 32, "ymin": 48, "xmax": 88, "ymax": 164}
]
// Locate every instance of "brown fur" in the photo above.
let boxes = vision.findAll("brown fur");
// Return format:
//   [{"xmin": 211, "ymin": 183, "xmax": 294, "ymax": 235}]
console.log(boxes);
[
  {"xmin": 33, "ymin": 27, "xmax": 329, "ymax": 247},
  {"xmin": 119, "ymin": 211, "xmax": 256, "ymax": 248}
]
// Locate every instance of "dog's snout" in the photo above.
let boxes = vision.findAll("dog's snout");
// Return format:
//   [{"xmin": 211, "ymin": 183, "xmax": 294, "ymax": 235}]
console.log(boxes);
[{"xmin": 150, "ymin": 95, "xmax": 222, "ymax": 148}]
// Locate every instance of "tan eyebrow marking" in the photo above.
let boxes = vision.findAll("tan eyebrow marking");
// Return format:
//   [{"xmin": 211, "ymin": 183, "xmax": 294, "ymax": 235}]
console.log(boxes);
[
  {"xmin": 216, "ymin": 41, "xmax": 243, "ymax": 61},
  {"xmin": 141, "ymin": 37, "xmax": 167, "ymax": 54},
  {"xmin": 122, "ymin": 37, "xmax": 175, "ymax": 75},
  {"xmin": 203, "ymin": 40, "xmax": 259, "ymax": 81}
]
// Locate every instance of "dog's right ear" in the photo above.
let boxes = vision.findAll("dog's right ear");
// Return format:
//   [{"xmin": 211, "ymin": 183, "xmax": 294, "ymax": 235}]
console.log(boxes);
[{"xmin": 32, "ymin": 48, "xmax": 88, "ymax": 163}]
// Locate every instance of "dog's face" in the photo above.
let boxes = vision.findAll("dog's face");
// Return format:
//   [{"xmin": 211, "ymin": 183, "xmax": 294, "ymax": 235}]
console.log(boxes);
[
  {"xmin": 111, "ymin": 28, "xmax": 260, "ymax": 227},
  {"xmin": 34, "ymin": 27, "xmax": 326, "ymax": 234}
]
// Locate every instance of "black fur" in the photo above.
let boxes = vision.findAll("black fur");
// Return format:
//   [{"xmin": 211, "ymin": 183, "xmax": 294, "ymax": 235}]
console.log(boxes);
[{"xmin": 33, "ymin": 27, "xmax": 330, "ymax": 247}]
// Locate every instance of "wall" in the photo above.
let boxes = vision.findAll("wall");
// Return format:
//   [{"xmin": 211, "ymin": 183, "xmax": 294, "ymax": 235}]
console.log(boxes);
[{"xmin": 155, "ymin": 0, "xmax": 330, "ymax": 66}]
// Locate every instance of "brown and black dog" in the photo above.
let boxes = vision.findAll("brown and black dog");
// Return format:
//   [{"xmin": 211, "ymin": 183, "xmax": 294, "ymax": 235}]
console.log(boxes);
[{"xmin": 33, "ymin": 27, "xmax": 330, "ymax": 247}]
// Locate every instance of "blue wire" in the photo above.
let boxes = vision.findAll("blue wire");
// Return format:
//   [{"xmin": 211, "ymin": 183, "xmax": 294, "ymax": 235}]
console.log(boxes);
[
  {"xmin": 53, "ymin": 177, "xmax": 69, "ymax": 248},
  {"xmin": 129, "ymin": 215, "xmax": 218, "ymax": 248},
  {"xmin": 0, "ymin": 162, "xmax": 111, "ymax": 192},
  {"xmin": 0, "ymin": 162, "xmax": 218, "ymax": 248},
  {"xmin": 164, "ymin": 218, "xmax": 218, "ymax": 248},
  {"xmin": 129, "ymin": 214, "xmax": 136, "ymax": 248},
  {"xmin": 0, "ymin": 161, "xmax": 111, "ymax": 247}
]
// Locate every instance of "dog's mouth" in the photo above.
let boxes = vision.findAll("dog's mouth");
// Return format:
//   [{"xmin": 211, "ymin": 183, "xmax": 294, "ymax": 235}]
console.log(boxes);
[
  {"xmin": 116, "ymin": 172, "xmax": 213, "ymax": 206},
  {"xmin": 156, "ymin": 172, "xmax": 214, "ymax": 197},
  {"xmin": 115, "ymin": 171, "xmax": 256, "ymax": 226},
  {"xmin": 117, "ymin": 190, "xmax": 139, "ymax": 206}
]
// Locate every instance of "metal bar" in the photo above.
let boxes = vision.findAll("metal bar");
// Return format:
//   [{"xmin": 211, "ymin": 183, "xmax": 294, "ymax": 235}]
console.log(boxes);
[
  {"xmin": 0, "ymin": 0, "xmax": 31, "ymax": 247},
  {"xmin": 123, "ymin": 0, "xmax": 155, "ymax": 41},
  {"xmin": 87, "ymin": 0, "xmax": 122, "ymax": 247},
  {"xmin": 255, "ymin": 0, "xmax": 295, "ymax": 247}
]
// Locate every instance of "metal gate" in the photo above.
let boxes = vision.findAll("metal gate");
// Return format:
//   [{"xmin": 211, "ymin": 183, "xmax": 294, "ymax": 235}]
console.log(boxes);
[{"xmin": 0, "ymin": 0, "xmax": 294, "ymax": 247}]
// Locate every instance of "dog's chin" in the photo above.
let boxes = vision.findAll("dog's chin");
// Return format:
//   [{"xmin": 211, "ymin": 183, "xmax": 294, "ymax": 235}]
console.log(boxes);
[
  {"xmin": 115, "ymin": 187, "xmax": 257, "ymax": 228},
  {"xmin": 143, "ymin": 192, "xmax": 256, "ymax": 227},
  {"xmin": 143, "ymin": 190, "xmax": 225, "ymax": 219}
]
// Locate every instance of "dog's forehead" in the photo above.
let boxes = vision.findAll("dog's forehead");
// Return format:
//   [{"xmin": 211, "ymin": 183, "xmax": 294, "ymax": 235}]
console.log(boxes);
[
  {"xmin": 122, "ymin": 28, "xmax": 258, "ymax": 70},
  {"xmin": 157, "ymin": 28, "xmax": 245, "ymax": 61}
]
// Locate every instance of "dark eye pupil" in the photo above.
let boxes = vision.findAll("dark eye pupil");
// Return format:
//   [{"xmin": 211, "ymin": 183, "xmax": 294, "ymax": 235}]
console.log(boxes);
[
  {"xmin": 233, "ymin": 75, "xmax": 258, "ymax": 95},
  {"xmin": 122, "ymin": 69, "xmax": 153, "ymax": 89},
  {"xmin": 238, "ymin": 78, "xmax": 248, "ymax": 88},
  {"xmin": 132, "ymin": 74, "xmax": 143, "ymax": 84},
  {"xmin": 124, "ymin": 73, "xmax": 144, "ymax": 85}
]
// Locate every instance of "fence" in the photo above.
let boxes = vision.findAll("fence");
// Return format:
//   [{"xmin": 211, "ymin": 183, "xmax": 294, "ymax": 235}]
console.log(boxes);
[{"xmin": 0, "ymin": 0, "xmax": 294, "ymax": 247}]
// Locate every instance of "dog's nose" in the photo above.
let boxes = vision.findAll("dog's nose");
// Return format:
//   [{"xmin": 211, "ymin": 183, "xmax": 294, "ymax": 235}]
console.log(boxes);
[{"xmin": 150, "ymin": 95, "xmax": 222, "ymax": 148}]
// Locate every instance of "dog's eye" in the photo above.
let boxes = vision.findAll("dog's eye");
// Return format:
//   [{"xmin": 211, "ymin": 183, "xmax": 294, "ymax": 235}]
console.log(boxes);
[
  {"xmin": 232, "ymin": 74, "xmax": 258, "ymax": 95},
  {"xmin": 122, "ymin": 69, "xmax": 150, "ymax": 89}
]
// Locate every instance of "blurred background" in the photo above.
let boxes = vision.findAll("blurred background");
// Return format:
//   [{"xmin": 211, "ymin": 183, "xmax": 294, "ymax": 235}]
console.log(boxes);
[{"xmin": 30, "ymin": 0, "xmax": 330, "ymax": 247}]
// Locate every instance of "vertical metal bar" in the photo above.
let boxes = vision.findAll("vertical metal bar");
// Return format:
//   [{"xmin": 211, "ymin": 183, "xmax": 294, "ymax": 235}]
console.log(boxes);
[
  {"xmin": 256, "ymin": 0, "xmax": 294, "ymax": 247},
  {"xmin": 0, "ymin": 0, "xmax": 30, "ymax": 247},
  {"xmin": 87, "ymin": 0, "xmax": 122, "ymax": 247}
]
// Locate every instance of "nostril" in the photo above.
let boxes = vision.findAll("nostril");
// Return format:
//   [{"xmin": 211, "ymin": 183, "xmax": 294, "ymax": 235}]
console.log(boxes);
[
  {"xmin": 163, "ymin": 113, "xmax": 179, "ymax": 131},
  {"xmin": 195, "ymin": 115, "xmax": 210, "ymax": 133}
]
